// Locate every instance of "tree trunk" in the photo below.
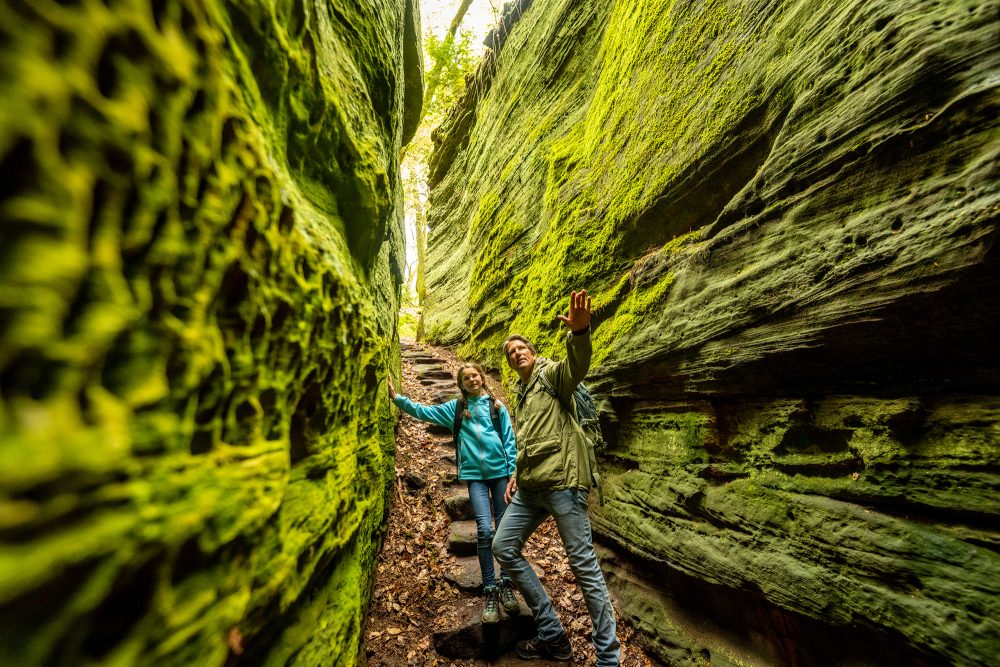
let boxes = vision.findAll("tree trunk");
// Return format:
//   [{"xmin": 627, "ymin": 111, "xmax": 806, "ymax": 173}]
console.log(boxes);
[{"xmin": 414, "ymin": 187, "xmax": 427, "ymax": 305}]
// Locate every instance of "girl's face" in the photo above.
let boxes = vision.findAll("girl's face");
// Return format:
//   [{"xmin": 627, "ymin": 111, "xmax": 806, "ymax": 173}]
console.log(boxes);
[{"xmin": 460, "ymin": 368, "xmax": 484, "ymax": 393}]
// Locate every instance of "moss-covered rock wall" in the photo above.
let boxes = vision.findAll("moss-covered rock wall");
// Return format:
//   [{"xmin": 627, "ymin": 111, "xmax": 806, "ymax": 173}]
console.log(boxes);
[
  {"xmin": 0, "ymin": 0, "xmax": 420, "ymax": 664},
  {"xmin": 425, "ymin": 0, "xmax": 999, "ymax": 663}
]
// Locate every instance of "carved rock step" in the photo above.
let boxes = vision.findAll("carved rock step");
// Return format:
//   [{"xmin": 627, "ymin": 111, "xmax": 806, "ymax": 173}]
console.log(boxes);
[
  {"xmin": 413, "ymin": 364, "xmax": 453, "ymax": 380},
  {"xmin": 401, "ymin": 353, "xmax": 442, "ymax": 364},
  {"xmin": 444, "ymin": 556, "xmax": 519, "ymax": 596},
  {"xmin": 432, "ymin": 598, "xmax": 535, "ymax": 659},
  {"xmin": 430, "ymin": 390, "xmax": 460, "ymax": 404},
  {"xmin": 444, "ymin": 556, "xmax": 484, "ymax": 593},
  {"xmin": 421, "ymin": 381, "xmax": 456, "ymax": 397},
  {"xmin": 448, "ymin": 520, "xmax": 479, "ymax": 557},
  {"xmin": 444, "ymin": 557, "xmax": 549, "ymax": 597},
  {"xmin": 444, "ymin": 490, "xmax": 473, "ymax": 520}
]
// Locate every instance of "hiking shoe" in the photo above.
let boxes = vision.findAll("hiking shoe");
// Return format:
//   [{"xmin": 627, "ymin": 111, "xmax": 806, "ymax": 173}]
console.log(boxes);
[
  {"xmin": 499, "ymin": 580, "xmax": 519, "ymax": 615},
  {"xmin": 515, "ymin": 634, "xmax": 572, "ymax": 661},
  {"xmin": 482, "ymin": 588, "xmax": 500, "ymax": 624}
]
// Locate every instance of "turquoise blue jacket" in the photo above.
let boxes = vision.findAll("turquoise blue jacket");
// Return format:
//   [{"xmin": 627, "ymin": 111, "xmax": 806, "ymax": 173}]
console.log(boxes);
[{"xmin": 393, "ymin": 394, "xmax": 517, "ymax": 481}]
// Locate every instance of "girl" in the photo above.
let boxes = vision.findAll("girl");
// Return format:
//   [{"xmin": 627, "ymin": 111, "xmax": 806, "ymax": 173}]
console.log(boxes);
[{"xmin": 388, "ymin": 363, "xmax": 519, "ymax": 623}]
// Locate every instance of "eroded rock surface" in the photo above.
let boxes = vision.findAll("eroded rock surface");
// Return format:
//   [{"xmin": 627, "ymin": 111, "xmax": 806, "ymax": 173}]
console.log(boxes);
[
  {"xmin": 0, "ymin": 0, "xmax": 420, "ymax": 664},
  {"xmin": 424, "ymin": 0, "xmax": 999, "ymax": 664}
]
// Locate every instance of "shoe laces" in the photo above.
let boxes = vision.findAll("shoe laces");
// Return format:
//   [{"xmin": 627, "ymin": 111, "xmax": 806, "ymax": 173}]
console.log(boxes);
[{"xmin": 485, "ymin": 589, "xmax": 499, "ymax": 613}]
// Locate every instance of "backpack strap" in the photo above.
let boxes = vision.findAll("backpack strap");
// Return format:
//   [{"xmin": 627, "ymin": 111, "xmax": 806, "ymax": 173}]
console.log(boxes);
[
  {"xmin": 490, "ymin": 399, "xmax": 512, "ymax": 474},
  {"xmin": 489, "ymin": 399, "xmax": 503, "ymax": 437},
  {"xmin": 535, "ymin": 370, "xmax": 574, "ymax": 420}
]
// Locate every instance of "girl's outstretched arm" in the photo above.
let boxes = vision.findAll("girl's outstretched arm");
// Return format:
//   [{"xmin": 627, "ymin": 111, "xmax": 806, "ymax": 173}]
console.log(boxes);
[{"xmin": 392, "ymin": 394, "xmax": 457, "ymax": 429}]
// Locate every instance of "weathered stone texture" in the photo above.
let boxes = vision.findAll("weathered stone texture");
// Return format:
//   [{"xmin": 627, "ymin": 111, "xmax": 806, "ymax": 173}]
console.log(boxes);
[
  {"xmin": 425, "ymin": 0, "xmax": 999, "ymax": 664},
  {"xmin": 0, "ymin": 0, "xmax": 420, "ymax": 665}
]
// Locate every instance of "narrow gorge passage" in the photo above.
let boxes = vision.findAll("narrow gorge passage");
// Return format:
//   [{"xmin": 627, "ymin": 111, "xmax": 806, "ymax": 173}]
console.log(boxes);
[
  {"xmin": 366, "ymin": 340, "xmax": 652, "ymax": 666},
  {"xmin": 1, "ymin": 0, "xmax": 997, "ymax": 664}
]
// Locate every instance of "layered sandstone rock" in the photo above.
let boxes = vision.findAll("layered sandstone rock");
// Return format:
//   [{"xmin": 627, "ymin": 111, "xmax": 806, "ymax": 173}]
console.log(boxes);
[
  {"xmin": 0, "ymin": 0, "xmax": 420, "ymax": 664},
  {"xmin": 425, "ymin": 0, "xmax": 999, "ymax": 664}
]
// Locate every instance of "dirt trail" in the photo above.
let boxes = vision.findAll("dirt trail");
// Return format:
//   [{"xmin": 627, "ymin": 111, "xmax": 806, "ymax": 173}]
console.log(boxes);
[{"xmin": 363, "ymin": 339, "xmax": 652, "ymax": 666}]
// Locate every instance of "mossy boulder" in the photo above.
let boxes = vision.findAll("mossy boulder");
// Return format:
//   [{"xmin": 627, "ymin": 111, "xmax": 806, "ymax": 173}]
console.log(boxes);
[
  {"xmin": 0, "ymin": 0, "xmax": 420, "ymax": 665},
  {"xmin": 424, "ymin": 0, "xmax": 999, "ymax": 663}
]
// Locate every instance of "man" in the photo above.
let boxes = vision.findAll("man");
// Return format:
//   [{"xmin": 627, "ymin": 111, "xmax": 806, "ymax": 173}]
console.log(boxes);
[{"xmin": 493, "ymin": 290, "xmax": 620, "ymax": 666}]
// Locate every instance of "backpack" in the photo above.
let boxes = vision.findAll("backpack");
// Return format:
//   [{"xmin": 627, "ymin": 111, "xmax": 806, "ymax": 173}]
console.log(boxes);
[
  {"xmin": 451, "ymin": 397, "xmax": 504, "ymax": 465},
  {"xmin": 535, "ymin": 373, "xmax": 606, "ymax": 451}
]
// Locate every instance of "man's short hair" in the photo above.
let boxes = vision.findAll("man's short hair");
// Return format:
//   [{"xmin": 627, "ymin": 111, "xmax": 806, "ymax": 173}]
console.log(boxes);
[{"xmin": 502, "ymin": 334, "xmax": 536, "ymax": 358}]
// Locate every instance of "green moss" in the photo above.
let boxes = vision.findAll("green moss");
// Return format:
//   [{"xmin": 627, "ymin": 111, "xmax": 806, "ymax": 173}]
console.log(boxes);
[
  {"xmin": 615, "ymin": 410, "xmax": 713, "ymax": 469},
  {"xmin": 468, "ymin": 197, "xmax": 524, "ymax": 309},
  {"xmin": 0, "ymin": 0, "xmax": 408, "ymax": 664},
  {"xmin": 593, "ymin": 272, "xmax": 675, "ymax": 365},
  {"xmin": 427, "ymin": 0, "xmax": 766, "ymax": 365}
]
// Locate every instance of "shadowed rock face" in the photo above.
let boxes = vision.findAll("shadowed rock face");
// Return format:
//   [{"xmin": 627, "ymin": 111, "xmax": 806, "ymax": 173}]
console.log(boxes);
[
  {"xmin": 0, "ymin": 0, "xmax": 420, "ymax": 665},
  {"xmin": 425, "ymin": 0, "xmax": 999, "ymax": 664}
]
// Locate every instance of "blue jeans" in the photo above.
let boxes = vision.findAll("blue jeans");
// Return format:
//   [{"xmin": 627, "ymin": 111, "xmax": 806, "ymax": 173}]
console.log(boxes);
[
  {"xmin": 493, "ymin": 487, "xmax": 620, "ymax": 667},
  {"xmin": 467, "ymin": 477, "xmax": 512, "ymax": 590}
]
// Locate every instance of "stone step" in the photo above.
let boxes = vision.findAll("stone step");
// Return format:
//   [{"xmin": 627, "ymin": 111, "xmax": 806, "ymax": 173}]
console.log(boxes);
[
  {"xmin": 429, "ymin": 389, "xmax": 460, "ymax": 404},
  {"xmin": 432, "ymin": 598, "xmax": 535, "ymax": 660},
  {"xmin": 401, "ymin": 353, "xmax": 441, "ymax": 363},
  {"xmin": 444, "ymin": 491, "xmax": 473, "ymax": 520},
  {"xmin": 444, "ymin": 556, "xmax": 484, "ymax": 593},
  {"xmin": 420, "ymin": 377, "xmax": 456, "ymax": 391},
  {"xmin": 444, "ymin": 556, "xmax": 546, "ymax": 600},
  {"xmin": 413, "ymin": 365, "xmax": 453, "ymax": 380},
  {"xmin": 444, "ymin": 556, "xmax": 520, "ymax": 596},
  {"xmin": 448, "ymin": 520, "xmax": 479, "ymax": 556}
]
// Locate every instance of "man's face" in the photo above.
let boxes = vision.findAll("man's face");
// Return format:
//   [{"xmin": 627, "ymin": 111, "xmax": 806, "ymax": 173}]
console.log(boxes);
[{"xmin": 505, "ymin": 340, "xmax": 536, "ymax": 374}]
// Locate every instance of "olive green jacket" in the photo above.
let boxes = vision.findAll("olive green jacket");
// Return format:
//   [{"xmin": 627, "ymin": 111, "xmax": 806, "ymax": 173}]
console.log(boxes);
[{"xmin": 511, "ymin": 329, "xmax": 598, "ymax": 492}]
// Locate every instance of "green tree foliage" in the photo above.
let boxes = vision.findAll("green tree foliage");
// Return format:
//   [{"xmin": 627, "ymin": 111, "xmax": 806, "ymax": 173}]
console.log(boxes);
[
  {"xmin": 423, "ymin": 27, "xmax": 479, "ymax": 121},
  {"xmin": 401, "ymin": 14, "xmax": 478, "ymax": 313}
]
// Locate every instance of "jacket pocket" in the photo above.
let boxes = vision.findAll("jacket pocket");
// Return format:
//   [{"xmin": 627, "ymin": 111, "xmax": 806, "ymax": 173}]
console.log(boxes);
[{"xmin": 518, "ymin": 436, "xmax": 563, "ymax": 486}]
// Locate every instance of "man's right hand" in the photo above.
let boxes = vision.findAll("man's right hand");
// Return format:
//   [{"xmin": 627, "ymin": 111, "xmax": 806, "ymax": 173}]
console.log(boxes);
[
  {"xmin": 504, "ymin": 477, "xmax": 517, "ymax": 504},
  {"xmin": 387, "ymin": 376, "xmax": 396, "ymax": 399},
  {"xmin": 557, "ymin": 289, "xmax": 591, "ymax": 332}
]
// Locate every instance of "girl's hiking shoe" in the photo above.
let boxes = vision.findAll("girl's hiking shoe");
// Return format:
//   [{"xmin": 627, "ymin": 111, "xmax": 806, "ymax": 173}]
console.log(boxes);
[
  {"xmin": 499, "ymin": 581, "xmax": 519, "ymax": 614},
  {"xmin": 515, "ymin": 634, "xmax": 573, "ymax": 661},
  {"xmin": 482, "ymin": 588, "xmax": 500, "ymax": 624}
]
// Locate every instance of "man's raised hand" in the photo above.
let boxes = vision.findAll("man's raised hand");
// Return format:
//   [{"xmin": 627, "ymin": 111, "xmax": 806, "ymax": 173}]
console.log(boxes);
[{"xmin": 557, "ymin": 289, "xmax": 591, "ymax": 332}]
